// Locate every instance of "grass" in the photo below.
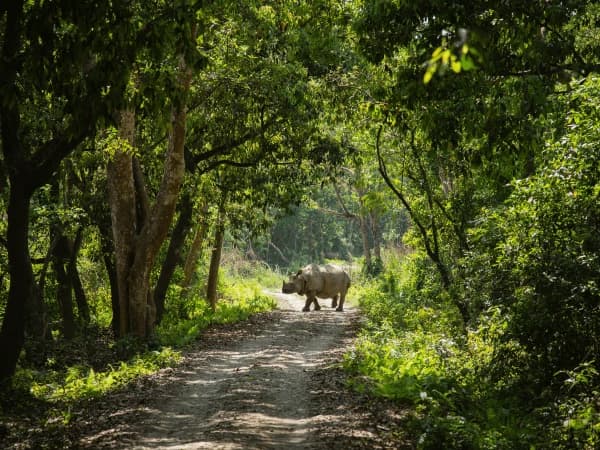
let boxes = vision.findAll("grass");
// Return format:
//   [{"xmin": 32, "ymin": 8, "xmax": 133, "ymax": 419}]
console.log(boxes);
[{"xmin": 13, "ymin": 347, "xmax": 181, "ymax": 403}]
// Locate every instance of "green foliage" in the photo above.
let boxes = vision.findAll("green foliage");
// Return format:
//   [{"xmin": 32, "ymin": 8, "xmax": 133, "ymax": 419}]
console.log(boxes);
[
  {"xmin": 348, "ymin": 277, "xmax": 504, "ymax": 446},
  {"xmin": 221, "ymin": 249, "xmax": 283, "ymax": 289},
  {"xmin": 546, "ymin": 362, "xmax": 600, "ymax": 449},
  {"xmin": 423, "ymin": 40, "xmax": 480, "ymax": 84},
  {"xmin": 260, "ymin": 196, "xmax": 363, "ymax": 268},
  {"xmin": 156, "ymin": 261, "xmax": 278, "ymax": 347},
  {"xmin": 13, "ymin": 347, "xmax": 181, "ymax": 403},
  {"xmin": 362, "ymin": 257, "xmax": 384, "ymax": 277},
  {"xmin": 97, "ymin": 127, "xmax": 138, "ymax": 160},
  {"xmin": 3, "ymin": 251, "xmax": 280, "ymax": 415},
  {"xmin": 76, "ymin": 249, "xmax": 113, "ymax": 328},
  {"xmin": 3, "ymin": 0, "xmax": 600, "ymax": 447},
  {"xmin": 157, "ymin": 293, "xmax": 276, "ymax": 348},
  {"xmin": 462, "ymin": 77, "xmax": 600, "ymax": 382},
  {"xmin": 343, "ymin": 7, "xmax": 600, "ymax": 446},
  {"xmin": 345, "ymin": 246, "xmax": 600, "ymax": 448}
]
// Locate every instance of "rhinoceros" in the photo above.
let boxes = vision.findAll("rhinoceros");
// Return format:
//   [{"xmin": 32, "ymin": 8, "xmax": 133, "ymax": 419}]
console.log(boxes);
[{"xmin": 282, "ymin": 263, "xmax": 351, "ymax": 312}]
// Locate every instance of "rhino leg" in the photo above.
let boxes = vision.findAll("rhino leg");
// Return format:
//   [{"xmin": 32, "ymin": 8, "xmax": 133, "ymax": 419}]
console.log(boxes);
[
  {"xmin": 335, "ymin": 293, "xmax": 345, "ymax": 312},
  {"xmin": 302, "ymin": 296, "xmax": 311, "ymax": 312},
  {"xmin": 303, "ymin": 294, "xmax": 321, "ymax": 312},
  {"xmin": 331, "ymin": 295, "xmax": 338, "ymax": 309},
  {"xmin": 303, "ymin": 295, "xmax": 319, "ymax": 312}
]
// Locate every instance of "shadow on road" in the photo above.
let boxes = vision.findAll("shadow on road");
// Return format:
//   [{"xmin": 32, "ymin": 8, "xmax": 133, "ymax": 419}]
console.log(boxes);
[{"xmin": 80, "ymin": 294, "xmax": 364, "ymax": 449}]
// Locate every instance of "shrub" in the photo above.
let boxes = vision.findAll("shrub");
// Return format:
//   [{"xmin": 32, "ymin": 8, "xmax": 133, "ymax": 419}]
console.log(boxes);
[
  {"xmin": 346, "ymin": 256, "xmax": 542, "ymax": 448},
  {"xmin": 463, "ymin": 77, "xmax": 600, "ymax": 386},
  {"xmin": 157, "ymin": 275, "xmax": 277, "ymax": 347}
]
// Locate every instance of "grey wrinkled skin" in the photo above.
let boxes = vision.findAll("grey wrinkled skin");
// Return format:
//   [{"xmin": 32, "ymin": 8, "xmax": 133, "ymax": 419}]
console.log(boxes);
[{"xmin": 282, "ymin": 263, "xmax": 351, "ymax": 312}]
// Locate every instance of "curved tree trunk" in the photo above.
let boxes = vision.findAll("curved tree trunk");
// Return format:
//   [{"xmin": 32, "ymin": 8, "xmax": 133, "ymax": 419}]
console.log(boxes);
[
  {"xmin": 376, "ymin": 126, "xmax": 467, "ymax": 324},
  {"xmin": 154, "ymin": 192, "xmax": 193, "ymax": 324},
  {"xmin": 108, "ymin": 104, "xmax": 189, "ymax": 337},
  {"xmin": 181, "ymin": 202, "xmax": 210, "ymax": 293},
  {"xmin": 206, "ymin": 194, "xmax": 227, "ymax": 310},
  {"xmin": 0, "ymin": 184, "xmax": 33, "ymax": 380}
]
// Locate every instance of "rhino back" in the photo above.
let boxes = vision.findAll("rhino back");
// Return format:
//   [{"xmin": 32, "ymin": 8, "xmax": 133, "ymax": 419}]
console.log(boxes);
[{"xmin": 303, "ymin": 264, "xmax": 350, "ymax": 297}]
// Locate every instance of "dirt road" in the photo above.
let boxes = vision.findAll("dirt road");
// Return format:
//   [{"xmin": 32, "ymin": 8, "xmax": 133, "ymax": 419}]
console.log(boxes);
[{"xmin": 78, "ymin": 293, "xmax": 409, "ymax": 449}]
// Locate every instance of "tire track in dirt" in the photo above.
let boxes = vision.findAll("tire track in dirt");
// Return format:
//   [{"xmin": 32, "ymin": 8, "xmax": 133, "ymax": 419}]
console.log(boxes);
[{"xmin": 82, "ymin": 293, "xmax": 360, "ymax": 449}]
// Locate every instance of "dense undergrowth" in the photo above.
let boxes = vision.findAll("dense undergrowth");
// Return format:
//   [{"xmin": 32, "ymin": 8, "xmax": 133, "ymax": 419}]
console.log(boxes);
[
  {"xmin": 345, "ymin": 250, "xmax": 600, "ymax": 449},
  {"xmin": 344, "ymin": 79, "xmax": 600, "ymax": 449},
  {"xmin": 0, "ymin": 259, "xmax": 278, "ymax": 424}
]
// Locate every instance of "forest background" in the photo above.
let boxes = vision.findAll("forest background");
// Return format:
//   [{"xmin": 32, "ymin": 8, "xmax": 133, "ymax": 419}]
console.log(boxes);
[{"xmin": 1, "ymin": 1, "xmax": 600, "ymax": 448}]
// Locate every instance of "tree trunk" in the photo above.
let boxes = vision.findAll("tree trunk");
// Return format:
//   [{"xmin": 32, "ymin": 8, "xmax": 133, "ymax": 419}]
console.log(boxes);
[
  {"xmin": 0, "ymin": 0, "xmax": 135, "ymax": 380},
  {"xmin": 53, "ymin": 234, "xmax": 76, "ymax": 339},
  {"xmin": 358, "ymin": 216, "xmax": 372, "ymax": 268},
  {"xmin": 376, "ymin": 126, "xmax": 466, "ymax": 323},
  {"xmin": 127, "ymin": 254, "xmax": 154, "ymax": 337},
  {"xmin": 369, "ymin": 212, "xmax": 382, "ymax": 260},
  {"xmin": 0, "ymin": 184, "xmax": 33, "ymax": 380},
  {"xmin": 206, "ymin": 195, "xmax": 227, "ymax": 310},
  {"xmin": 107, "ymin": 109, "xmax": 137, "ymax": 338},
  {"xmin": 181, "ymin": 202, "xmax": 210, "ymax": 292},
  {"xmin": 154, "ymin": 192, "xmax": 193, "ymax": 324},
  {"xmin": 107, "ymin": 53, "xmax": 191, "ymax": 338},
  {"xmin": 69, "ymin": 228, "xmax": 90, "ymax": 326},
  {"xmin": 0, "ymin": 5, "xmax": 40, "ymax": 374}
]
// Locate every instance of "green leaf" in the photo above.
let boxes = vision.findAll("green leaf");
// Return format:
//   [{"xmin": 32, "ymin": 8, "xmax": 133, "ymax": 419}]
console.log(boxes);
[
  {"xmin": 424, "ymin": 66, "xmax": 435, "ymax": 84},
  {"xmin": 432, "ymin": 46, "xmax": 444, "ymax": 59},
  {"xmin": 460, "ymin": 54, "xmax": 476, "ymax": 71},
  {"xmin": 451, "ymin": 58, "xmax": 461, "ymax": 73}
]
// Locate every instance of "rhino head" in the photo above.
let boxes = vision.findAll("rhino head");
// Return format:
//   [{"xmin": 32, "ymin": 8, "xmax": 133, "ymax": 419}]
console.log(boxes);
[{"xmin": 281, "ymin": 271, "xmax": 306, "ymax": 295}]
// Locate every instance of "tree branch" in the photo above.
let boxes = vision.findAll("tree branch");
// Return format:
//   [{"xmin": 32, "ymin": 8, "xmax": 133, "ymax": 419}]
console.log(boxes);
[
  {"xmin": 332, "ymin": 182, "xmax": 357, "ymax": 219},
  {"xmin": 188, "ymin": 116, "xmax": 281, "ymax": 170},
  {"xmin": 269, "ymin": 241, "xmax": 290, "ymax": 265},
  {"xmin": 376, "ymin": 124, "xmax": 452, "ymax": 287},
  {"xmin": 317, "ymin": 206, "xmax": 356, "ymax": 220}
]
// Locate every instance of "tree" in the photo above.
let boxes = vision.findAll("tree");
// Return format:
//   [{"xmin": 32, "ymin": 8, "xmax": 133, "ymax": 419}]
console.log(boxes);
[
  {"xmin": 0, "ymin": 0, "xmax": 138, "ymax": 380},
  {"xmin": 347, "ymin": 0, "xmax": 600, "ymax": 324},
  {"xmin": 153, "ymin": 190, "xmax": 194, "ymax": 324},
  {"xmin": 477, "ymin": 76, "xmax": 600, "ymax": 379},
  {"xmin": 47, "ymin": 176, "xmax": 90, "ymax": 338},
  {"xmin": 205, "ymin": 189, "xmax": 227, "ymax": 309},
  {"xmin": 107, "ymin": 55, "xmax": 194, "ymax": 338},
  {"xmin": 153, "ymin": 0, "xmax": 350, "ymax": 307}
]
